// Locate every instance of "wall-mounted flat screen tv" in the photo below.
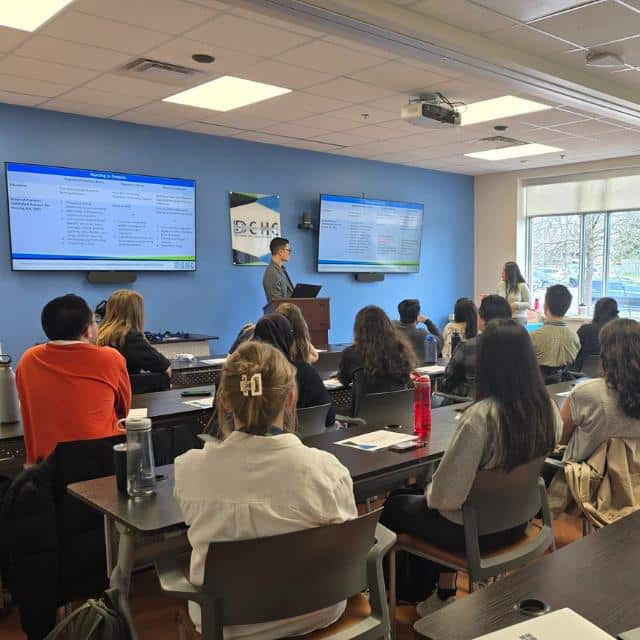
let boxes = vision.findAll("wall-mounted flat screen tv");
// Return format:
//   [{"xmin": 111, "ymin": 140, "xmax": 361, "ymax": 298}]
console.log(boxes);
[
  {"xmin": 6, "ymin": 162, "xmax": 196, "ymax": 271},
  {"xmin": 317, "ymin": 194, "xmax": 423, "ymax": 273}
]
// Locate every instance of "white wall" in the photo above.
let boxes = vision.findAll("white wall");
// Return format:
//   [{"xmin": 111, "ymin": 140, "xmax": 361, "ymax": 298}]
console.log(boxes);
[{"xmin": 474, "ymin": 155, "xmax": 640, "ymax": 299}]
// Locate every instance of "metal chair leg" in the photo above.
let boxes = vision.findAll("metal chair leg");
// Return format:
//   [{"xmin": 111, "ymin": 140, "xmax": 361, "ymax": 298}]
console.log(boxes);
[{"xmin": 389, "ymin": 549, "xmax": 397, "ymax": 640}]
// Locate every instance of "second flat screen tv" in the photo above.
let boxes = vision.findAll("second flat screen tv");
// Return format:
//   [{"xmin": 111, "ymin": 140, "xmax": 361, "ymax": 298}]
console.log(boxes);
[
  {"xmin": 317, "ymin": 194, "xmax": 424, "ymax": 273},
  {"xmin": 6, "ymin": 162, "xmax": 196, "ymax": 271}
]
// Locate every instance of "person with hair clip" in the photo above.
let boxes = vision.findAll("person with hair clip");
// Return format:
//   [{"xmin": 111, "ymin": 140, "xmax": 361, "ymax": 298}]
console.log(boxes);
[
  {"xmin": 574, "ymin": 297, "xmax": 619, "ymax": 371},
  {"xmin": 96, "ymin": 289, "xmax": 171, "ymax": 379},
  {"xmin": 174, "ymin": 341, "xmax": 357, "ymax": 639},
  {"xmin": 561, "ymin": 318, "xmax": 640, "ymax": 463},
  {"xmin": 380, "ymin": 319, "xmax": 561, "ymax": 615},
  {"xmin": 497, "ymin": 261, "xmax": 531, "ymax": 326},
  {"xmin": 276, "ymin": 302, "xmax": 319, "ymax": 364},
  {"xmin": 337, "ymin": 305, "xmax": 417, "ymax": 395},
  {"xmin": 254, "ymin": 314, "xmax": 335, "ymax": 426},
  {"xmin": 441, "ymin": 298, "xmax": 478, "ymax": 359}
]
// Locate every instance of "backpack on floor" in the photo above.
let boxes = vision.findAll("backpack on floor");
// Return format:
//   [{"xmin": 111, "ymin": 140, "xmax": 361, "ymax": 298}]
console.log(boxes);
[{"xmin": 44, "ymin": 589, "xmax": 134, "ymax": 640}]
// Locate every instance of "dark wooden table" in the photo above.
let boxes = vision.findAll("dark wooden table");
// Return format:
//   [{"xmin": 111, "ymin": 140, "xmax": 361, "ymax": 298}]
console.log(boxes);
[{"xmin": 415, "ymin": 509, "xmax": 640, "ymax": 640}]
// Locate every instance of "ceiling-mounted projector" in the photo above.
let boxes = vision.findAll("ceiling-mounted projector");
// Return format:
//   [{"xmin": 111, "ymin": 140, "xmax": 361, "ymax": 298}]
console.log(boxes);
[{"xmin": 401, "ymin": 99, "xmax": 461, "ymax": 127}]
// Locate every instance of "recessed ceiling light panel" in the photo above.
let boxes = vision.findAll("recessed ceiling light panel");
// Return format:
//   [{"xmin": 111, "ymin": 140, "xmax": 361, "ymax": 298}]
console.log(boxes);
[
  {"xmin": 0, "ymin": 0, "xmax": 74, "ymax": 32},
  {"xmin": 464, "ymin": 143, "xmax": 563, "ymax": 161},
  {"xmin": 460, "ymin": 95, "xmax": 552, "ymax": 126},
  {"xmin": 163, "ymin": 75, "xmax": 291, "ymax": 112}
]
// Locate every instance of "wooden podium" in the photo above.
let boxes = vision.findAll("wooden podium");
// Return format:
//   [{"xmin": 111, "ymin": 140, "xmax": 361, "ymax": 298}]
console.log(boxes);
[{"xmin": 263, "ymin": 298, "xmax": 331, "ymax": 347}]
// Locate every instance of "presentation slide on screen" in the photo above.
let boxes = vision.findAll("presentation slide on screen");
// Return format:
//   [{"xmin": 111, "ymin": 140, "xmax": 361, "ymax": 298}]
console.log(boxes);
[
  {"xmin": 317, "ymin": 194, "xmax": 423, "ymax": 273},
  {"xmin": 7, "ymin": 163, "xmax": 196, "ymax": 271}
]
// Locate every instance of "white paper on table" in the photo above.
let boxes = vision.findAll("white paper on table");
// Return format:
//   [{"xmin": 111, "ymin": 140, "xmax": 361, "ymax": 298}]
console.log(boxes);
[
  {"xmin": 415, "ymin": 365, "xmax": 445, "ymax": 375},
  {"xmin": 183, "ymin": 397, "xmax": 214, "ymax": 409},
  {"xmin": 127, "ymin": 408, "xmax": 148, "ymax": 419},
  {"xmin": 336, "ymin": 430, "xmax": 417, "ymax": 452},
  {"xmin": 323, "ymin": 378, "xmax": 343, "ymax": 390},
  {"xmin": 200, "ymin": 358, "xmax": 227, "ymax": 365},
  {"xmin": 472, "ymin": 608, "xmax": 613, "ymax": 640}
]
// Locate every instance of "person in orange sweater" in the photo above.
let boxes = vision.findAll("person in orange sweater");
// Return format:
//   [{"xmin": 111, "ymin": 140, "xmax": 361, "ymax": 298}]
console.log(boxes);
[{"xmin": 17, "ymin": 294, "xmax": 132, "ymax": 464}]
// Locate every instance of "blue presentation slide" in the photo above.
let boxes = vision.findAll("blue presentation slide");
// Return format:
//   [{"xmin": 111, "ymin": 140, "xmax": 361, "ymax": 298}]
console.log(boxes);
[
  {"xmin": 7, "ymin": 163, "xmax": 196, "ymax": 271},
  {"xmin": 317, "ymin": 194, "xmax": 423, "ymax": 273}
]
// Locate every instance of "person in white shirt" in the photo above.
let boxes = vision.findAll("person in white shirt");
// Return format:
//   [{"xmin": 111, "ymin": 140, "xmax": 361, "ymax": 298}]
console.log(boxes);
[
  {"xmin": 497, "ymin": 261, "xmax": 531, "ymax": 326},
  {"xmin": 174, "ymin": 340, "xmax": 357, "ymax": 640}
]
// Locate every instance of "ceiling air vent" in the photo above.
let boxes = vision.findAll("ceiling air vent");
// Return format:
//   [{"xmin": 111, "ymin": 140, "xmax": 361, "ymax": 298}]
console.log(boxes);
[
  {"xmin": 477, "ymin": 135, "xmax": 524, "ymax": 148},
  {"xmin": 119, "ymin": 58, "xmax": 208, "ymax": 85}
]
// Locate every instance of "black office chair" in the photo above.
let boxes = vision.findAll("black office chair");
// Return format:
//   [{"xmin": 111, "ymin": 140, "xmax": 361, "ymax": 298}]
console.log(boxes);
[
  {"xmin": 296, "ymin": 404, "xmax": 331, "ymax": 437},
  {"xmin": 356, "ymin": 388, "xmax": 415, "ymax": 427},
  {"xmin": 580, "ymin": 354, "xmax": 601, "ymax": 378},
  {"xmin": 130, "ymin": 372, "xmax": 170, "ymax": 394}
]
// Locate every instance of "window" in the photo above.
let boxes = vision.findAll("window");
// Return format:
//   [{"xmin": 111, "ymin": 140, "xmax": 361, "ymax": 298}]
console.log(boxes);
[{"xmin": 527, "ymin": 211, "xmax": 640, "ymax": 318}]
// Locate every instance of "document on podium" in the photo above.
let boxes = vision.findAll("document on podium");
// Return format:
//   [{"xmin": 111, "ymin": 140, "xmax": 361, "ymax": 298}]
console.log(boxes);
[{"xmin": 472, "ymin": 608, "xmax": 613, "ymax": 640}]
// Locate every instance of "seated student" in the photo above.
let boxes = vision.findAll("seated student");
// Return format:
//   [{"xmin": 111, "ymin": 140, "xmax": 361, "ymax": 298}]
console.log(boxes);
[
  {"xmin": 393, "ymin": 299, "xmax": 443, "ymax": 361},
  {"xmin": 530, "ymin": 285, "xmax": 580, "ymax": 381},
  {"xmin": 16, "ymin": 294, "xmax": 131, "ymax": 464},
  {"xmin": 174, "ymin": 341, "xmax": 357, "ymax": 639},
  {"xmin": 228, "ymin": 322, "xmax": 255, "ymax": 354},
  {"xmin": 96, "ymin": 289, "xmax": 171, "ymax": 380},
  {"xmin": 254, "ymin": 314, "xmax": 335, "ymax": 426},
  {"xmin": 276, "ymin": 302, "xmax": 319, "ymax": 364},
  {"xmin": 441, "ymin": 298, "xmax": 478, "ymax": 359},
  {"xmin": 574, "ymin": 297, "xmax": 618, "ymax": 371},
  {"xmin": 440, "ymin": 295, "xmax": 512, "ymax": 399},
  {"xmin": 337, "ymin": 305, "xmax": 416, "ymax": 396},
  {"xmin": 380, "ymin": 319, "xmax": 561, "ymax": 612},
  {"xmin": 561, "ymin": 318, "xmax": 640, "ymax": 463}
]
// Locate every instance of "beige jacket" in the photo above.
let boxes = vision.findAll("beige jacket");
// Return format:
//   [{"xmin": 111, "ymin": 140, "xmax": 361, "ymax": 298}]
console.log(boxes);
[{"xmin": 548, "ymin": 438, "xmax": 640, "ymax": 528}]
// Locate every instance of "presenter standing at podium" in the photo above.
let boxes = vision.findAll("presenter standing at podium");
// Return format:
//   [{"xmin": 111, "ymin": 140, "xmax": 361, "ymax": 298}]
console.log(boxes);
[{"xmin": 263, "ymin": 237, "xmax": 295, "ymax": 303}]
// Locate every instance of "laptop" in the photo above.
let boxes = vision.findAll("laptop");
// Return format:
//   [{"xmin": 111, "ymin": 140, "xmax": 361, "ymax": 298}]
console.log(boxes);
[{"xmin": 291, "ymin": 283, "xmax": 322, "ymax": 298}]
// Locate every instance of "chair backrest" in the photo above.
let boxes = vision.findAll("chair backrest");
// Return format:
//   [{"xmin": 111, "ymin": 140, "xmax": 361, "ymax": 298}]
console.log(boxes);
[
  {"xmin": 130, "ymin": 372, "xmax": 170, "ymax": 394},
  {"xmin": 296, "ymin": 403, "xmax": 330, "ymax": 437},
  {"xmin": 200, "ymin": 510, "xmax": 381, "ymax": 626},
  {"xmin": 581, "ymin": 354, "xmax": 601, "ymax": 378},
  {"xmin": 356, "ymin": 387, "xmax": 415, "ymax": 427}
]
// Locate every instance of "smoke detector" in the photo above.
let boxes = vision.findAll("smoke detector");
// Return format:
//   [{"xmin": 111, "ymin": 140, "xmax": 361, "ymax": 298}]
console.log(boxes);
[{"xmin": 585, "ymin": 51, "xmax": 626, "ymax": 68}]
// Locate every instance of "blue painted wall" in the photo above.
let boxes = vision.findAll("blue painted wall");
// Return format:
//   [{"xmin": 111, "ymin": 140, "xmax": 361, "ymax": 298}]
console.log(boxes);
[{"xmin": 0, "ymin": 103, "xmax": 474, "ymax": 359}]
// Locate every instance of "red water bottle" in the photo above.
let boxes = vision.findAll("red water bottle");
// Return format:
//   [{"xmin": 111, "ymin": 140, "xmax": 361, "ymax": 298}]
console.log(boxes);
[
  {"xmin": 414, "ymin": 375, "xmax": 432, "ymax": 438},
  {"xmin": 534, "ymin": 298, "xmax": 540, "ymax": 312}
]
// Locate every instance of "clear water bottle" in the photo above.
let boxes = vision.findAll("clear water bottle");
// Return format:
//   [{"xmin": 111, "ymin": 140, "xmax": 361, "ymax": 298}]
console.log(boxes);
[
  {"xmin": 126, "ymin": 417, "xmax": 156, "ymax": 497},
  {"xmin": 413, "ymin": 375, "xmax": 432, "ymax": 438},
  {"xmin": 0, "ymin": 355, "xmax": 20, "ymax": 424},
  {"xmin": 424, "ymin": 334, "xmax": 437, "ymax": 365}
]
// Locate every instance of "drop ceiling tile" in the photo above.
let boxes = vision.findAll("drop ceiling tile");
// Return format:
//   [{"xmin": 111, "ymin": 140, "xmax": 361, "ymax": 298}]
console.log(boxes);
[
  {"xmin": 348, "ymin": 124, "xmax": 408, "ymax": 140},
  {"xmin": 186, "ymin": 0, "xmax": 231, "ymax": 9},
  {"xmin": 470, "ymin": 0, "xmax": 588, "ymax": 22},
  {"xmin": 177, "ymin": 121, "xmax": 241, "ymax": 136},
  {"xmin": 231, "ymin": 131, "xmax": 295, "ymax": 145},
  {"xmin": 530, "ymin": 0, "xmax": 640, "ymax": 48},
  {"xmin": 488, "ymin": 24, "xmax": 581, "ymax": 54},
  {"xmin": 248, "ymin": 91, "xmax": 351, "ymax": 115},
  {"xmin": 232, "ymin": 98, "xmax": 315, "ymax": 122},
  {"xmin": 275, "ymin": 40, "xmax": 388, "ymax": 75},
  {"xmin": 350, "ymin": 60, "xmax": 453, "ymax": 93},
  {"xmin": 361, "ymin": 93, "xmax": 412, "ymax": 114},
  {"xmin": 0, "ymin": 74, "xmax": 70, "ymax": 98},
  {"xmin": 260, "ymin": 122, "xmax": 332, "ymax": 139},
  {"xmin": 329, "ymin": 104, "xmax": 397, "ymax": 124},
  {"xmin": 115, "ymin": 105, "xmax": 193, "ymax": 126},
  {"xmin": 551, "ymin": 119, "xmax": 627, "ymax": 136},
  {"xmin": 85, "ymin": 74, "xmax": 181, "ymax": 99},
  {"xmin": 311, "ymin": 131, "xmax": 373, "ymax": 146},
  {"xmin": 0, "ymin": 55, "xmax": 100, "ymax": 86},
  {"xmin": 283, "ymin": 139, "xmax": 341, "ymax": 152},
  {"xmin": 408, "ymin": 0, "xmax": 518, "ymax": 33},
  {"xmin": 56, "ymin": 87, "xmax": 150, "ymax": 109},
  {"xmin": 0, "ymin": 27, "xmax": 29, "ymax": 53},
  {"xmin": 144, "ymin": 38, "xmax": 259, "ymax": 76},
  {"xmin": 14, "ymin": 36, "xmax": 131, "ymax": 72},
  {"xmin": 43, "ymin": 11, "xmax": 172, "ymax": 54},
  {"xmin": 197, "ymin": 111, "xmax": 279, "ymax": 131},
  {"xmin": 230, "ymin": 7, "xmax": 325, "ymax": 38},
  {"xmin": 520, "ymin": 107, "xmax": 591, "ymax": 126},
  {"xmin": 73, "ymin": 0, "xmax": 216, "ymax": 34},
  {"xmin": 0, "ymin": 90, "xmax": 48, "ymax": 107},
  {"xmin": 289, "ymin": 114, "xmax": 355, "ymax": 132},
  {"xmin": 186, "ymin": 14, "xmax": 310, "ymax": 57},
  {"xmin": 39, "ymin": 100, "xmax": 124, "ymax": 118},
  {"xmin": 320, "ymin": 34, "xmax": 397, "ymax": 59},
  {"xmin": 237, "ymin": 60, "xmax": 334, "ymax": 90},
  {"xmin": 305, "ymin": 77, "xmax": 395, "ymax": 103},
  {"xmin": 514, "ymin": 127, "xmax": 577, "ymax": 143}
]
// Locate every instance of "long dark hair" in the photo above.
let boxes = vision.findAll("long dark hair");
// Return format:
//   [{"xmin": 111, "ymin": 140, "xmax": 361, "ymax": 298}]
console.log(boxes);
[
  {"xmin": 475, "ymin": 319, "xmax": 556, "ymax": 471},
  {"xmin": 504, "ymin": 261, "xmax": 526, "ymax": 297},
  {"xmin": 453, "ymin": 298, "xmax": 478, "ymax": 340},
  {"xmin": 593, "ymin": 297, "xmax": 619, "ymax": 332},
  {"xmin": 600, "ymin": 318, "xmax": 640, "ymax": 419},
  {"xmin": 354, "ymin": 305, "xmax": 417, "ymax": 379},
  {"xmin": 253, "ymin": 314, "xmax": 294, "ymax": 361}
]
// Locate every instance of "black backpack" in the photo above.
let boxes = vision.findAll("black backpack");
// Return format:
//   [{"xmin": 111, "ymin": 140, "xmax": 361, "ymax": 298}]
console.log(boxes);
[{"xmin": 44, "ymin": 589, "xmax": 134, "ymax": 640}]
